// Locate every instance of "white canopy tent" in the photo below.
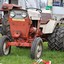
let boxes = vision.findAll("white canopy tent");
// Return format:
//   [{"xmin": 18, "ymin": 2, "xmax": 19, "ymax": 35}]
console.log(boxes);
[{"xmin": 18, "ymin": 0, "xmax": 47, "ymax": 9}]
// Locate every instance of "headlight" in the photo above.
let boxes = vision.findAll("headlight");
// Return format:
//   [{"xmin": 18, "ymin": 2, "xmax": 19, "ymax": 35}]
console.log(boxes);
[
  {"xmin": 22, "ymin": 12, "xmax": 27, "ymax": 18},
  {"xmin": 10, "ymin": 11, "xmax": 15, "ymax": 18}
]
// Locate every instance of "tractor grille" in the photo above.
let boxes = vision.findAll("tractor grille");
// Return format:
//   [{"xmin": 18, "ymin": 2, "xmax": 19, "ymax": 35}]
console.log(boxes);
[{"xmin": 10, "ymin": 10, "xmax": 28, "ymax": 19}]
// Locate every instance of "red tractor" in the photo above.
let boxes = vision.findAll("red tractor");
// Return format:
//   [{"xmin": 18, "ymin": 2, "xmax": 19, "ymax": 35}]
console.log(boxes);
[{"xmin": 0, "ymin": 3, "xmax": 43, "ymax": 59}]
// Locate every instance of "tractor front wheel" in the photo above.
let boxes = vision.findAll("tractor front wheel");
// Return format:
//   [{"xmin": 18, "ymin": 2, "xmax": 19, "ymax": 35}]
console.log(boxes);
[
  {"xmin": 0, "ymin": 36, "xmax": 11, "ymax": 56},
  {"xmin": 31, "ymin": 37, "xmax": 43, "ymax": 59}
]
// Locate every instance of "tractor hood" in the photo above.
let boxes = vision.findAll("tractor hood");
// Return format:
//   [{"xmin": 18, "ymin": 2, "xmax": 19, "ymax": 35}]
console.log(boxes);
[
  {"xmin": 27, "ymin": 9, "xmax": 41, "ymax": 20},
  {"xmin": 0, "ymin": 3, "xmax": 21, "ymax": 11}
]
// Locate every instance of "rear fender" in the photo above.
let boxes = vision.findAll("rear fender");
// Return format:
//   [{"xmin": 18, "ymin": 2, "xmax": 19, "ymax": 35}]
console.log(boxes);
[{"xmin": 40, "ymin": 20, "xmax": 57, "ymax": 34}]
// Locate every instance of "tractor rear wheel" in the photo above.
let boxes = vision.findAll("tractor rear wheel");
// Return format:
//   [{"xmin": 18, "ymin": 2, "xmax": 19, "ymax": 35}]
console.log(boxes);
[
  {"xmin": 31, "ymin": 37, "xmax": 43, "ymax": 59},
  {"xmin": 0, "ymin": 36, "xmax": 11, "ymax": 56},
  {"xmin": 1, "ymin": 14, "xmax": 12, "ymax": 40},
  {"xmin": 47, "ymin": 26, "xmax": 64, "ymax": 51}
]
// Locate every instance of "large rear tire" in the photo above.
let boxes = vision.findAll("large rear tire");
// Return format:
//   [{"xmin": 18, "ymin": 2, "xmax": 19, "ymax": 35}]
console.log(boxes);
[
  {"xmin": 47, "ymin": 26, "xmax": 64, "ymax": 51},
  {"xmin": 31, "ymin": 37, "xmax": 43, "ymax": 59},
  {"xmin": 0, "ymin": 36, "xmax": 11, "ymax": 56}
]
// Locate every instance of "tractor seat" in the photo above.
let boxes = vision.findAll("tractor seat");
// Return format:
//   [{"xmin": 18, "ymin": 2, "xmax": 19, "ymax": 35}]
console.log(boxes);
[{"xmin": 41, "ymin": 13, "xmax": 52, "ymax": 24}]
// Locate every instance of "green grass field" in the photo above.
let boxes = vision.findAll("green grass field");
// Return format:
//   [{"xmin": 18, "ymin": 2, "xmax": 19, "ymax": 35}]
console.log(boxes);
[{"xmin": 0, "ymin": 42, "xmax": 64, "ymax": 64}]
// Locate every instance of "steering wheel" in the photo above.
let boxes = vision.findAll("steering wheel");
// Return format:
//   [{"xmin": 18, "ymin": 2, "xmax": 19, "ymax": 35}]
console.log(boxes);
[{"xmin": 26, "ymin": 8, "xmax": 42, "ymax": 13}]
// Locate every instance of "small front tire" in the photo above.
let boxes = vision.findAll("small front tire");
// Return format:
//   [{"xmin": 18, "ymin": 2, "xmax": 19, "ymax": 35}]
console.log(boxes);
[
  {"xmin": 0, "ymin": 36, "xmax": 11, "ymax": 56},
  {"xmin": 31, "ymin": 37, "xmax": 43, "ymax": 59}
]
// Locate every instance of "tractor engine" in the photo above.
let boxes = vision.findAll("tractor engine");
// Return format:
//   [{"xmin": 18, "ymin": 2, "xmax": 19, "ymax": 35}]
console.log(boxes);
[{"xmin": 29, "ymin": 26, "xmax": 42, "ymax": 38}]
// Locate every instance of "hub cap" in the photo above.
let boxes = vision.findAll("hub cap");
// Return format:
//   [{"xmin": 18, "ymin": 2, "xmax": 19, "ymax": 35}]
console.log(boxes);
[
  {"xmin": 36, "ymin": 43, "xmax": 42, "ymax": 58},
  {"xmin": 3, "ymin": 42, "xmax": 10, "ymax": 55}
]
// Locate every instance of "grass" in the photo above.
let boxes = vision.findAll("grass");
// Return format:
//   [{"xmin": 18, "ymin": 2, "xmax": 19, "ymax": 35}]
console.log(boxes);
[{"xmin": 0, "ymin": 42, "xmax": 64, "ymax": 64}]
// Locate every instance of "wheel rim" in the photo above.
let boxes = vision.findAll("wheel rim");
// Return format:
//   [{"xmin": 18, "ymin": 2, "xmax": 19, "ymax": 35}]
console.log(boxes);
[
  {"xmin": 3, "ymin": 42, "xmax": 10, "ymax": 55},
  {"xmin": 35, "ymin": 43, "xmax": 42, "ymax": 58}
]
